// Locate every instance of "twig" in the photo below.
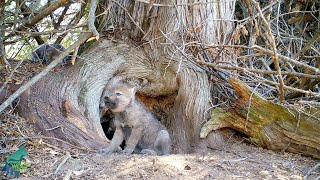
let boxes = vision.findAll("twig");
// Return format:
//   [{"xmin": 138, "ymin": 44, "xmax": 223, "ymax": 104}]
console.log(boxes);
[
  {"xmin": 222, "ymin": 157, "xmax": 248, "ymax": 163},
  {"xmin": 197, "ymin": 61, "xmax": 320, "ymax": 79},
  {"xmin": 54, "ymin": 152, "xmax": 71, "ymax": 174},
  {"xmin": 251, "ymin": 0, "xmax": 285, "ymax": 100},
  {"xmin": 0, "ymin": 33, "xmax": 92, "ymax": 113},
  {"xmin": 112, "ymin": 0, "xmax": 145, "ymax": 35},
  {"xmin": 293, "ymin": 31, "xmax": 320, "ymax": 59},
  {"xmin": 4, "ymin": 0, "xmax": 70, "ymax": 41},
  {"xmin": 30, "ymin": 136, "xmax": 96, "ymax": 152},
  {"xmin": 253, "ymin": 45, "xmax": 320, "ymax": 74},
  {"xmin": 298, "ymin": 100, "xmax": 320, "ymax": 107},
  {"xmin": 0, "ymin": 59, "xmax": 24, "ymax": 94},
  {"xmin": 240, "ymin": 1, "xmax": 279, "ymax": 25},
  {"xmin": 63, "ymin": 170, "xmax": 72, "ymax": 180},
  {"xmin": 304, "ymin": 162, "xmax": 320, "ymax": 180},
  {"xmin": 271, "ymin": 10, "xmax": 320, "ymax": 23},
  {"xmin": 159, "ymin": 29, "xmax": 212, "ymax": 74},
  {"xmin": 196, "ymin": 43, "xmax": 320, "ymax": 74},
  {"xmin": 255, "ymin": 76, "xmax": 320, "ymax": 96}
]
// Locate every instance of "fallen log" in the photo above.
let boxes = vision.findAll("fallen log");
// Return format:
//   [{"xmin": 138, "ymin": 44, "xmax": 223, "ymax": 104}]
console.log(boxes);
[{"xmin": 201, "ymin": 78, "xmax": 320, "ymax": 159}]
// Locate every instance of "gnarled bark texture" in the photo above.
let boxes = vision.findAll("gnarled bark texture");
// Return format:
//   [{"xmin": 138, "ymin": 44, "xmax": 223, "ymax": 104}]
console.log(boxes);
[
  {"xmin": 18, "ymin": 40, "xmax": 178, "ymax": 150},
  {"xmin": 99, "ymin": 0, "xmax": 236, "ymax": 152},
  {"xmin": 18, "ymin": 0, "xmax": 237, "ymax": 153},
  {"xmin": 200, "ymin": 78, "xmax": 320, "ymax": 159}
]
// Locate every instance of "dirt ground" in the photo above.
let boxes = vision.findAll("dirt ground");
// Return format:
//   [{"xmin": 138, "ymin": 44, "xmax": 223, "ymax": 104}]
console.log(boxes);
[
  {"xmin": 0, "ymin": 112, "xmax": 319, "ymax": 180},
  {"xmin": 24, "ymin": 142, "xmax": 319, "ymax": 180},
  {"xmin": 0, "ymin": 60, "xmax": 319, "ymax": 179}
]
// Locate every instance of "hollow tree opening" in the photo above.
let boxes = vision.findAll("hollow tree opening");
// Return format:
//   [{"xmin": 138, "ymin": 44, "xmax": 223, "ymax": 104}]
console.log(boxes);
[
  {"xmin": 100, "ymin": 110, "xmax": 127, "ymax": 150},
  {"xmin": 100, "ymin": 109, "xmax": 114, "ymax": 141}
]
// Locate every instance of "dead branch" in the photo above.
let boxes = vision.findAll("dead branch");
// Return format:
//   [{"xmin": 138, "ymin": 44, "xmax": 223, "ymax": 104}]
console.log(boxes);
[
  {"xmin": 299, "ymin": 100, "xmax": 320, "ymax": 107},
  {"xmin": 196, "ymin": 61, "xmax": 320, "ymax": 79},
  {"xmin": 0, "ymin": 33, "xmax": 92, "ymax": 113},
  {"xmin": 0, "ymin": 60, "xmax": 24, "ymax": 94},
  {"xmin": 4, "ymin": 0, "xmax": 70, "ymax": 41},
  {"xmin": 197, "ymin": 43, "xmax": 320, "ymax": 74},
  {"xmin": 304, "ymin": 162, "xmax": 320, "ymax": 179},
  {"xmin": 88, "ymin": 0, "xmax": 99, "ymax": 38},
  {"xmin": 199, "ymin": 41, "xmax": 319, "ymax": 71},
  {"xmin": 55, "ymin": 4, "xmax": 87, "ymax": 43},
  {"xmin": 54, "ymin": 152, "xmax": 71, "ymax": 174},
  {"xmin": 253, "ymin": 45, "xmax": 320, "ymax": 74},
  {"xmin": 251, "ymin": 0, "xmax": 285, "ymax": 100},
  {"xmin": 54, "ymin": 3, "xmax": 71, "ymax": 29},
  {"xmin": 255, "ymin": 76, "xmax": 320, "ymax": 96},
  {"xmin": 294, "ymin": 32, "xmax": 320, "ymax": 59},
  {"xmin": 71, "ymin": 46, "xmax": 79, "ymax": 65},
  {"xmin": 30, "ymin": 136, "xmax": 95, "ymax": 152},
  {"xmin": 13, "ymin": 28, "xmax": 89, "ymax": 36},
  {"xmin": 18, "ymin": 0, "xmax": 45, "ymax": 45}
]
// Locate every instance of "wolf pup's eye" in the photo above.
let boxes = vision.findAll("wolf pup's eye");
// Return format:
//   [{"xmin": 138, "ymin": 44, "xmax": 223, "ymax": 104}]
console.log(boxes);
[{"xmin": 116, "ymin": 92, "xmax": 122, "ymax": 96}]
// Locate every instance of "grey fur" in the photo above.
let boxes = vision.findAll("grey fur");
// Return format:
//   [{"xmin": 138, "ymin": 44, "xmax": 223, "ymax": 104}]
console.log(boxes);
[
  {"xmin": 100, "ymin": 83, "xmax": 171, "ymax": 155},
  {"xmin": 30, "ymin": 43, "xmax": 70, "ymax": 64}
]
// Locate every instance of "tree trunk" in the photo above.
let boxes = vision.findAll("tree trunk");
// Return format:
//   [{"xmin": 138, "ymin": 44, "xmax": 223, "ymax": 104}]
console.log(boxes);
[
  {"xmin": 18, "ymin": 0, "xmax": 237, "ymax": 153},
  {"xmin": 18, "ymin": 40, "xmax": 178, "ymax": 150},
  {"xmin": 200, "ymin": 78, "xmax": 320, "ymax": 159},
  {"xmin": 97, "ymin": 0, "xmax": 236, "ymax": 152}
]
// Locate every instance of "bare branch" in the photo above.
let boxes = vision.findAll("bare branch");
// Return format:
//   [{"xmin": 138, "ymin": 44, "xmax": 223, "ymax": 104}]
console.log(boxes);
[
  {"xmin": 4, "ymin": 0, "xmax": 70, "ymax": 41},
  {"xmin": 256, "ymin": 76, "xmax": 320, "ymax": 96},
  {"xmin": 88, "ymin": 0, "xmax": 99, "ymax": 38},
  {"xmin": 0, "ymin": 33, "xmax": 92, "ymax": 113},
  {"xmin": 196, "ymin": 61, "xmax": 320, "ymax": 80},
  {"xmin": 251, "ymin": 0, "xmax": 285, "ymax": 101},
  {"xmin": 55, "ymin": 4, "xmax": 87, "ymax": 43},
  {"xmin": 55, "ymin": 3, "xmax": 71, "ymax": 29},
  {"xmin": 197, "ymin": 43, "xmax": 320, "ymax": 74},
  {"xmin": 293, "ymin": 32, "xmax": 320, "ymax": 59},
  {"xmin": 253, "ymin": 45, "xmax": 320, "ymax": 74}
]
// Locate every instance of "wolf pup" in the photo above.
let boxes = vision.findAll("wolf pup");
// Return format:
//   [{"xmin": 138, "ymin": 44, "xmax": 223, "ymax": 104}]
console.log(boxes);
[
  {"xmin": 30, "ymin": 43, "xmax": 70, "ymax": 64},
  {"xmin": 100, "ymin": 83, "xmax": 171, "ymax": 155}
]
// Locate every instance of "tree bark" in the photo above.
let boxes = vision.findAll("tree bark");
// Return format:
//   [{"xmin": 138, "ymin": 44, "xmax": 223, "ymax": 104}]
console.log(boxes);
[
  {"xmin": 10, "ymin": 0, "xmax": 238, "ymax": 153},
  {"xmin": 200, "ymin": 78, "xmax": 320, "ymax": 159},
  {"xmin": 100, "ymin": 0, "xmax": 237, "ymax": 152},
  {"xmin": 18, "ymin": 40, "xmax": 178, "ymax": 150}
]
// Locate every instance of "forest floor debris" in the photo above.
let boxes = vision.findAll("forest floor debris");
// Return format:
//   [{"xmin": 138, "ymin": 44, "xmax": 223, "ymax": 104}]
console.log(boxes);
[{"xmin": 0, "ymin": 112, "xmax": 319, "ymax": 179}]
